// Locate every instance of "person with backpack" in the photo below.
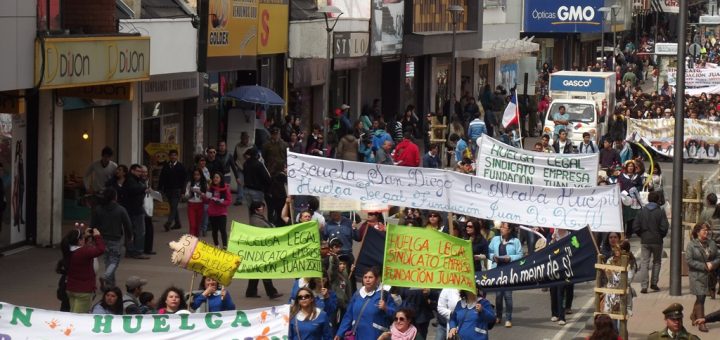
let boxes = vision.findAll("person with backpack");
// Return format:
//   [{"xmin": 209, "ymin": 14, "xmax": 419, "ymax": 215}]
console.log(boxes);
[
  {"xmin": 447, "ymin": 287, "xmax": 496, "ymax": 340},
  {"xmin": 122, "ymin": 275, "xmax": 148, "ymax": 314},
  {"xmin": 577, "ymin": 132, "xmax": 599, "ymax": 154}
]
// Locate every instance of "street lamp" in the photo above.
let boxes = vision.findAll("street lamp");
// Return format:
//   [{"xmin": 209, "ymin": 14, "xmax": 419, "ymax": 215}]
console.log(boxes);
[
  {"xmin": 599, "ymin": 7, "xmax": 610, "ymax": 68},
  {"xmin": 610, "ymin": 4, "xmax": 622, "ymax": 68},
  {"xmin": 447, "ymin": 4, "xmax": 464, "ymax": 120},
  {"xmin": 317, "ymin": 5, "xmax": 343, "ymax": 138}
]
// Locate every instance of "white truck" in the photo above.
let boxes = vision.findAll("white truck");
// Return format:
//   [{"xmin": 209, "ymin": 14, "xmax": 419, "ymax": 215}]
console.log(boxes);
[{"xmin": 543, "ymin": 71, "xmax": 616, "ymax": 146}]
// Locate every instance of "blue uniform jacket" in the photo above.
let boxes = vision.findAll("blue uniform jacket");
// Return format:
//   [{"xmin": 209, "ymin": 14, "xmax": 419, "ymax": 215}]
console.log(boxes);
[
  {"xmin": 289, "ymin": 279, "xmax": 338, "ymax": 318},
  {"xmin": 190, "ymin": 291, "xmax": 235, "ymax": 312},
  {"xmin": 335, "ymin": 288, "xmax": 396, "ymax": 339},
  {"xmin": 322, "ymin": 217, "xmax": 360, "ymax": 255},
  {"xmin": 289, "ymin": 308, "xmax": 333, "ymax": 340},
  {"xmin": 448, "ymin": 298, "xmax": 496, "ymax": 340}
]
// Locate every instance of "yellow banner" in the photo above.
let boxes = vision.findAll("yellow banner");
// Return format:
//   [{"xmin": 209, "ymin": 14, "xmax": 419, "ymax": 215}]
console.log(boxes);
[
  {"xmin": 257, "ymin": 0, "xmax": 288, "ymax": 55},
  {"xmin": 208, "ymin": 0, "xmax": 258, "ymax": 58},
  {"xmin": 35, "ymin": 36, "xmax": 150, "ymax": 89}
]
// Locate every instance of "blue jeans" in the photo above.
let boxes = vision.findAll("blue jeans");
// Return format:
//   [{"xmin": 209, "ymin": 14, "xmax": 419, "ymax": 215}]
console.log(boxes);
[
  {"xmin": 435, "ymin": 324, "xmax": 447, "ymax": 340},
  {"xmin": 244, "ymin": 188, "xmax": 265, "ymax": 206},
  {"xmin": 235, "ymin": 171, "xmax": 244, "ymax": 203},
  {"xmin": 495, "ymin": 290, "xmax": 513, "ymax": 321},
  {"xmin": 130, "ymin": 214, "xmax": 145, "ymax": 256},
  {"xmin": 102, "ymin": 239, "xmax": 122, "ymax": 286}
]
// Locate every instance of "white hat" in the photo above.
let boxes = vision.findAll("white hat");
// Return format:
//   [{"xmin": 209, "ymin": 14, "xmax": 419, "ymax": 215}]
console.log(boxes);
[{"xmin": 341, "ymin": 104, "xmax": 350, "ymax": 110}]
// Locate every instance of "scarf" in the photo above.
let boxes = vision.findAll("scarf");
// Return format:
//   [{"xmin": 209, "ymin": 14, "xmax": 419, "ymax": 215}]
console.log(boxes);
[{"xmin": 390, "ymin": 324, "xmax": 417, "ymax": 340}]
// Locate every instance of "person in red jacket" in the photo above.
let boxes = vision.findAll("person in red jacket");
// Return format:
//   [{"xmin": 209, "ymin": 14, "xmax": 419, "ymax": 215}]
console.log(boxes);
[
  {"xmin": 204, "ymin": 172, "xmax": 232, "ymax": 248},
  {"xmin": 61, "ymin": 227, "xmax": 106, "ymax": 313},
  {"xmin": 392, "ymin": 131, "xmax": 421, "ymax": 167}
]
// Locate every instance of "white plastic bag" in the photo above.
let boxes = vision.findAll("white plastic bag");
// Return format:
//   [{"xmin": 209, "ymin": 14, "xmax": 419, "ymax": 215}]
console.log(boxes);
[{"xmin": 143, "ymin": 194, "xmax": 154, "ymax": 217}]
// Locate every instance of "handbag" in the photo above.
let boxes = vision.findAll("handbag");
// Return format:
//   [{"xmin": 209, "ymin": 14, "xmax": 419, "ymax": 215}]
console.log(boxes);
[
  {"xmin": 143, "ymin": 193, "xmax": 154, "ymax": 217},
  {"xmin": 448, "ymin": 307, "xmax": 471, "ymax": 340},
  {"xmin": 638, "ymin": 186, "xmax": 650, "ymax": 206},
  {"xmin": 344, "ymin": 297, "xmax": 372, "ymax": 340}
]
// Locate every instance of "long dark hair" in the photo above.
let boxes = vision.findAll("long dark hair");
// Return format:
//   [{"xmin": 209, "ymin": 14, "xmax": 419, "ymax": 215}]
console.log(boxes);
[
  {"xmin": 465, "ymin": 218, "xmax": 481, "ymax": 243},
  {"xmin": 290, "ymin": 287, "xmax": 317, "ymax": 321},
  {"xmin": 588, "ymin": 314, "xmax": 619, "ymax": 340},
  {"xmin": 60, "ymin": 229, "xmax": 84, "ymax": 267},
  {"xmin": 189, "ymin": 167, "xmax": 208, "ymax": 192},
  {"xmin": 98, "ymin": 287, "xmax": 123, "ymax": 315}
]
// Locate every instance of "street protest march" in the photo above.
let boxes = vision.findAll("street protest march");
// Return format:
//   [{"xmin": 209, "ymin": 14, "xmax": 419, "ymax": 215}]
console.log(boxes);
[
  {"xmin": 383, "ymin": 224, "xmax": 475, "ymax": 292},
  {"xmin": 0, "ymin": 301, "xmax": 290, "ymax": 339},
  {"xmin": 477, "ymin": 228, "xmax": 598, "ymax": 291},
  {"xmin": 627, "ymin": 118, "xmax": 720, "ymax": 160},
  {"xmin": 286, "ymin": 151, "xmax": 623, "ymax": 232},
  {"xmin": 475, "ymin": 135, "xmax": 599, "ymax": 187},
  {"xmin": 667, "ymin": 67, "xmax": 720, "ymax": 88},
  {"xmin": 227, "ymin": 220, "xmax": 322, "ymax": 279}
]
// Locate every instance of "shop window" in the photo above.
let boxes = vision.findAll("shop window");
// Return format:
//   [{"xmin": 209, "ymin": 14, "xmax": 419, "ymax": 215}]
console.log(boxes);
[
  {"xmin": 37, "ymin": 0, "xmax": 62, "ymax": 32},
  {"xmin": 142, "ymin": 102, "xmax": 183, "ymax": 189}
]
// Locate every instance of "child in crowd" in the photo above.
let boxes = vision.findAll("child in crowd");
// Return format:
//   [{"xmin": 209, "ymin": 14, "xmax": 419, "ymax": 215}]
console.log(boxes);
[{"xmin": 138, "ymin": 292, "xmax": 156, "ymax": 314}]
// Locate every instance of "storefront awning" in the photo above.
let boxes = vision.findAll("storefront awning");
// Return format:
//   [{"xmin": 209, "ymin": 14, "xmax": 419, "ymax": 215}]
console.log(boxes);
[{"xmin": 456, "ymin": 39, "xmax": 539, "ymax": 59}]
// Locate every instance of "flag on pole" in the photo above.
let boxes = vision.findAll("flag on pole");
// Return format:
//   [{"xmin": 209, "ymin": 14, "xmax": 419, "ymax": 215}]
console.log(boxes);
[{"xmin": 501, "ymin": 91, "xmax": 519, "ymax": 128}]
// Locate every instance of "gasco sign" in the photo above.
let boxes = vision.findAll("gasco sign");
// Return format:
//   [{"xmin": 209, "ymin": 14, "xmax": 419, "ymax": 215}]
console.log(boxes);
[
  {"xmin": 524, "ymin": 0, "xmax": 602, "ymax": 33},
  {"xmin": 35, "ymin": 36, "xmax": 150, "ymax": 89}
]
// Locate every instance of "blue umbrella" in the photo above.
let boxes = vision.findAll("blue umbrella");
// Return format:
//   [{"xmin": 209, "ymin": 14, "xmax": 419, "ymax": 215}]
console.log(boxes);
[{"xmin": 224, "ymin": 85, "xmax": 285, "ymax": 106}]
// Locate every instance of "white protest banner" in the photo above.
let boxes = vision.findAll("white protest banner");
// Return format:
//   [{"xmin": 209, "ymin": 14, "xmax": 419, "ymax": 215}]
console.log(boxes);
[
  {"xmin": 320, "ymin": 197, "xmax": 389, "ymax": 212},
  {"xmin": 287, "ymin": 152, "xmax": 622, "ymax": 232},
  {"xmin": 667, "ymin": 67, "xmax": 720, "ymax": 87},
  {"xmin": 475, "ymin": 135, "xmax": 599, "ymax": 187},
  {"xmin": 0, "ymin": 302, "xmax": 289, "ymax": 339},
  {"xmin": 627, "ymin": 118, "xmax": 720, "ymax": 160}
]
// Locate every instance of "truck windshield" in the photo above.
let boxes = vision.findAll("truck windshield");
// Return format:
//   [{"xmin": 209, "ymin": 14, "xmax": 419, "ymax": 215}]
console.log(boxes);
[{"xmin": 549, "ymin": 103, "xmax": 595, "ymax": 123}]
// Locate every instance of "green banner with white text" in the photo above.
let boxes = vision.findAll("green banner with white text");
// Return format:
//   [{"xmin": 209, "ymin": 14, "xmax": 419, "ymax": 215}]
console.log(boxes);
[
  {"xmin": 228, "ymin": 220, "xmax": 322, "ymax": 279},
  {"xmin": 382, "ymin": 224, "xmax": 476, "ymax": 292}
]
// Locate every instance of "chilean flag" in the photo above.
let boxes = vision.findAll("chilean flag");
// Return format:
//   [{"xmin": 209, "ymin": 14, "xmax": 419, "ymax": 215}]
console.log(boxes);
[{"xmin": 502, "ymin": 91, "xmax": 519, "ymax": 128}]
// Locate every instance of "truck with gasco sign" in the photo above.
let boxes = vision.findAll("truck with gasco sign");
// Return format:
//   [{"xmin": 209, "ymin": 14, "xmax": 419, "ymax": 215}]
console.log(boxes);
[{"xmin": 543, "ymin": 71, "xmax": 616, "ymax": 146}]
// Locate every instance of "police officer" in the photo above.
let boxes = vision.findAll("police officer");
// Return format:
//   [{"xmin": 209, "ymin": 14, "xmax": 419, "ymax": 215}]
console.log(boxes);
[{"xmin": 647, "ymin": 303, "xmax": 700, "ymax": 340}]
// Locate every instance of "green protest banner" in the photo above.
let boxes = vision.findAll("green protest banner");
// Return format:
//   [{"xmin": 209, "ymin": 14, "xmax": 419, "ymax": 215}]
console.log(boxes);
[
  {"xmin": 228, "ymin": 220, "xmax": 322, "ymax": 279},
  {"xmin": 383, "ymin": 224, "xmax": 475, "ymax": 292}
]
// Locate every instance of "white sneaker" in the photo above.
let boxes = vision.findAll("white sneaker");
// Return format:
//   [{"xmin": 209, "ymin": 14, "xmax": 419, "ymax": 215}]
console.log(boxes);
[
  {"xmin": 558, "ymin": 320, "xmax": 566, "ymax": 326},
  {"xmin": 505, "ymin": 321, "xmax": 512, "ymax": 328},
  {"xmin": 551, "ymin": 316, "xmax": 558, "ymax": 322}
]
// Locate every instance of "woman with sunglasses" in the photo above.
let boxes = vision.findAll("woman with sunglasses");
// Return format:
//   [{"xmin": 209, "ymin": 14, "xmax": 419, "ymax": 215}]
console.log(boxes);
[
  {"xmin": 378, "ymin": 308, "xmax": 419, "ymax": 340},
  {"xmin": 465, "ymin": 218, "xmax": 489, "ymax": 271},
  {"xmin": 488, "ymin": 222, "xmax": 523, "ymax": 328},
  {"xmin": 334, "ymin": 267, "xmax": 396, "ymax": 340},
  {"xmin": 288, "ymin": 277, "xmax": 337, "ymax": 319},
  {"xmin": 289, "ymin": 287, "xmax": 333, "ymax": 340},
  {"xmin": 425, "ymin": 211, "xmax": 448, "ymax": 234},
  {"xmin": 448, "ymin": 287, "xmax": 496, "ymax": 340}
]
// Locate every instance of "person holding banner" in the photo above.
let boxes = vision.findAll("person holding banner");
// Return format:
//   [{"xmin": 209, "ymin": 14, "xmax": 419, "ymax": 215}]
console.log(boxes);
[
  {"xmin": 447, "ymin": 288, "xmax": 496, "ymax": 340},
  {"xmin": 157, "ymin": 286, "xmax": 188, "ymax": 314},
  {"xmin": 191, "ymin": 276, "xmax": 236, "ymax": 312},
  {"xmin": 488, "ymin": 222, "xmax": 523, "ymax": 328},
  {"xmin": 465, "ymin": 218, "xmax": 489, "ymax": 271},
  {"xmin": 334, "ymin": 267, "xmax": 396, "ymax": 340},
  {"xmin": 289, "ymin": 287, "xmax": 334, "ymax": 340},
  {"xmin": 246, "ymin": 201, "xmax": 284, "ymax": 300}
]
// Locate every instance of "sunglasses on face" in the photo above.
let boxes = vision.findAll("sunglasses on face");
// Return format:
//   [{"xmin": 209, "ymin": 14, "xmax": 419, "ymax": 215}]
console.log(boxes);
[
  {"xmin": 297, "ymin": 294, "xmax": 313, "ymax": 301},
  {"xmin": 394, "ymin": 316, "xmax": 407, "ymax": 322},
  {"xmin": 429, "ymin": 214, "xmax": 439, "ymax": 218}
]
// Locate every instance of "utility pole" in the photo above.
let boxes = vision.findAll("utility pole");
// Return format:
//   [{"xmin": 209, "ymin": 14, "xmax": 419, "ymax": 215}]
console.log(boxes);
[{"xmin": 670, "ymin": 0, "xmax": 687, "ymax": 297}]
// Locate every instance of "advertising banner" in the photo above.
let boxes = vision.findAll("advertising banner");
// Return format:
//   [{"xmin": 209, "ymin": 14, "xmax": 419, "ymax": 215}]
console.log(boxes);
[
  {"xmin": 478, "ymin": 228, "xmax": 598, "ymax": 291},
  {"xmin": 35, "ymin": 36, "xmax": 150, "ymax": 89},
  {"xmin": 667, "ymin": 67, "xmax": 720, "ymax": 87},
  {"xmin": 0, "ymin": 302, "xmax": 289, "ymax": 339},
  {"xmin": 383, "ymin": 224, "xmax": 476, "ymax": 292},
  {"xmin": 257, "ymin": 0, "xmax": 289, "ymax": 55},
  {"xmin": 316, "ymin": 0, "xmax": 371, "ymax": 19},
  {"xmin": 370, "ymin": 0, "xmax": 404, "ymax": 56},
  {"xmin": 228, "ymin": 221, "xmax": 323, "ymax": 279},
  {"xmin": 627, "ymin": 118, "xmax": 720, "ymax": 160},
  {"xmin": 287, "ymin": 152, "xmax": 622, "ymax": 232},
  {"xmin": 207, "ymin": 0, "xmax": 258, "ymax": 58},
  {"xmin": 475, "ymin": 135, "xmax": 599, "ymax": 187},
  {"xmin": 524, "ymin": 0, "xmax": 603, "ymax": 33}
]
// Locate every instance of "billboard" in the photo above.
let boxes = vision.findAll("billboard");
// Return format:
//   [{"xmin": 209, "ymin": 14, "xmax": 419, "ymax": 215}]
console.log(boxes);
[
  {"xmin": 524, "ymin": 0, "xmax": 603, "ymax": 33},
  {"xmin": 370, "ymin": 0, "xmax": 404, "ymax": 56}
]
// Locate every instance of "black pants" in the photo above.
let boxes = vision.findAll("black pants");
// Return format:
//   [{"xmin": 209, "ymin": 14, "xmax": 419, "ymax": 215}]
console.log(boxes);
[
  {"xmin": 550, "ymin": 283, "xmax": 575, "ymax": 321},
  {"xmin": 246, "ymin": 279, "xmax": 278, "ymax": 297},
  {"xmin": 209, "ymin": 215, "xmax": 228, "ymax": 248},
  {"xmin": 144, "ymin": 215, "xmax": 154, "ymax": 253}
]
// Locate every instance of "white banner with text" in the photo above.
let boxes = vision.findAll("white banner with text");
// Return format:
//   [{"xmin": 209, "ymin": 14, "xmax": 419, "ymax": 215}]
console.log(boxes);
[
  {"xmin": 0, "ymin": 302, "xmax": 289, "ymax": 339},
  {"xmin": 287, "ymin": 152, "xmax": 622, "ymax": 232},
  {"xmin": 475, "ymin": 135, "xmax": 599, "ymax": 187},
  {"xmin": 627, "ymin": 118, "xmax": 720, "ymax": 160}
]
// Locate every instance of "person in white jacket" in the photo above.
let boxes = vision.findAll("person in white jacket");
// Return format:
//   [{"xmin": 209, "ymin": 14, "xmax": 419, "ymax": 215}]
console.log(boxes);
[{"xmin": 435, "ymin": 288, "xmax": 461, "ymax": 340}]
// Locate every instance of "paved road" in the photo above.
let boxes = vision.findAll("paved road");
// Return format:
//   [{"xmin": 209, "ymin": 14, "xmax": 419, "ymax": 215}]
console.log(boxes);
[{"xmin": 0, "ymin": 154, "xmax": 717, "ymax": 339}]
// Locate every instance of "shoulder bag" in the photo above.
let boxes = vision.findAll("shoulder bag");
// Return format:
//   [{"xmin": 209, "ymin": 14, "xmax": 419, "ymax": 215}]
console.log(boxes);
[{"xmin": 344, "ymin": 297, "xmax": 372, "ymax": 340}]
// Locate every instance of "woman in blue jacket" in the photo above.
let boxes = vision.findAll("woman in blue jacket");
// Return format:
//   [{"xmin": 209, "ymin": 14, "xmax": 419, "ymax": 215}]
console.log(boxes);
[
  {"xmin": 448, "ymin": 289, "xmax": 496, "ymax": 340},
  {"xmin": 334, "ymin": 267, "xmax": 396, "ymax": 340},
  {"xmin": 191, "ymin": 276, "xmax": 235, "ymax": 312},
  {"xmin": 289, "ymin": 287, "xmax": 333, "ymax": 340},
  {"xmin": 288, "ymin": 277, "xmax": 338, "ymax": 319},
  {"xmin": 488, "ymin": 222, "xmax": 524, "ymax": 327}
]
